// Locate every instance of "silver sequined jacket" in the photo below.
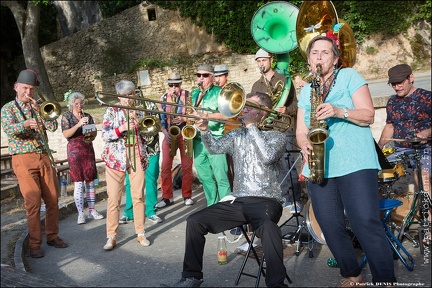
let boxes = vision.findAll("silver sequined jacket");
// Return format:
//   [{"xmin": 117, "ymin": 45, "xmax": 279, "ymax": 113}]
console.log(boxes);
[{"xmin": 201, "ymin": 125, "xmax": 287, "ymax": 203}]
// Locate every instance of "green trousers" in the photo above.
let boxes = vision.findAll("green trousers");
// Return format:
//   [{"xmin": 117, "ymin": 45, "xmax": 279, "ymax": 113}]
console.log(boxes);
[
  {"xmin": 123, "ymin": 153, "xmax": 160, "ymax": 219},
  {"xmin": 193, "ymin": 139, "xmax": 231, "ymax": 206}
]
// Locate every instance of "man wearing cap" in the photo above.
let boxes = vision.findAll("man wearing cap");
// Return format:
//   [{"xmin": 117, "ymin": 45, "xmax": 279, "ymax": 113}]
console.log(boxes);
[
  {"xmin": 378, "ymin": 64, "xmax": 431, "ymax": 217},
  {"xmin": 214, "ymin": 64, "xmax": 229, "ymax": 88},
  {"xmin": 251, "ymin": 48, "xmax": 303, "ymax": 214},
  {"xmin": 192, "ymin": 64, "xmax": 231, "ymax": 206},
  {"xmin": 1, "ymin": 69, "xmax": 68, "ymax": 258},
  {"xmin": 156, "ymin": 72, "xmax": 194, "ymax": 209}
]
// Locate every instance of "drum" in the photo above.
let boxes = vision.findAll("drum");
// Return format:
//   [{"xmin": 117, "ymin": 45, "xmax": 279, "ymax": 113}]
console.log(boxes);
[
  {"xmin": 378, "ymin": 161, "xmax": 406, "ymax": 183},
  {"xmin": 305, "ymin": 199, "xmax": 326, "ymax": 244},
  {"xmin": 392, "ymin": 162, "xmax": 406, "ymax": 178}
]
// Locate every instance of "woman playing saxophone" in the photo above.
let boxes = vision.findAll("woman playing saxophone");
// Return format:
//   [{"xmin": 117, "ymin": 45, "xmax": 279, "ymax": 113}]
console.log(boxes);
[{"xmin": 296, "ymin": 36, "xmax": 396, "ymax": 285}]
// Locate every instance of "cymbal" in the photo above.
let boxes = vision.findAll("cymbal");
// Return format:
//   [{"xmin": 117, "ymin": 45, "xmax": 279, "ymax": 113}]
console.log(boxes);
[{"xmin": 388, "ymin": 137, "xmax": 431, "ymax": 143}]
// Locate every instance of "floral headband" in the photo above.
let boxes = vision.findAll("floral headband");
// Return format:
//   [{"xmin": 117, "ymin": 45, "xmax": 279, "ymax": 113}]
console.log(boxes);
[{"xmin": 63, "ymin": 89, "xmax": 74, "ymax": 103}]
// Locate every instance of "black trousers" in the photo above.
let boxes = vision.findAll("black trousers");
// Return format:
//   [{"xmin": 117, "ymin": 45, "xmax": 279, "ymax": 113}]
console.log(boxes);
[{"xmin": 181, "ymin": 196, "xmax": 286, "ymax": 287}]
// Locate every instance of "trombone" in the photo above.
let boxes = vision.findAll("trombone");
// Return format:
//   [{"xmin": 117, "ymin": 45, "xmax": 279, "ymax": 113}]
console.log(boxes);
[
  {"xmin": 94, "ymin": 91, "xmax": 241, "ymax": 125},
  {"xmin": 218, "ymin": 82, "xmax": 292, "ymax": 132},
  {"xmin": 31, "ymin": 89, "xmax": 62, "ymax": 169}
]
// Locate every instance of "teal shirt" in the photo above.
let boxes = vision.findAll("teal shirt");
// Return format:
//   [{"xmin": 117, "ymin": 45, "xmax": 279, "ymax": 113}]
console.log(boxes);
[
  {"xmin": 298, "ymin": 68, "xmax": 380, "ymax": 178},
  {"xmin": 191, "ymin": 85, "xmax": 224, "ymax": 139}
]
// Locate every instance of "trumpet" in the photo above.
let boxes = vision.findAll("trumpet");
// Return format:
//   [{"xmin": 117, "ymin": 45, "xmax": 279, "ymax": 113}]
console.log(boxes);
[{"xmin": 218, "ymin": 82, "xmax": 292, "ymax": 132}]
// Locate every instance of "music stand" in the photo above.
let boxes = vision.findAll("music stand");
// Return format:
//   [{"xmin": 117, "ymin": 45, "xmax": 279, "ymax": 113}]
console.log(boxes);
[{"xmin": 278, "ymin": 150, "xmax": 315, "ymax": 257}]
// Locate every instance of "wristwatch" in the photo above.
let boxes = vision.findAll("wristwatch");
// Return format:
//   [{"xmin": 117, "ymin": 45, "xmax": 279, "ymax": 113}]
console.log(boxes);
[{"xmin": 343, "ymin": 108, "xmax": 349, "ymax": 119}]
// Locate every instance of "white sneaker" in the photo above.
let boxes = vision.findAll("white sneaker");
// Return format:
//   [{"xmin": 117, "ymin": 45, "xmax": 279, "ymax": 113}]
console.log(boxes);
[
  {"xmin": 184, "ymin": 198, "xmax": 194, "ymax": 206},
  {"xmin": 148, "ymin": 215, "xmax": 163, "ymax": 223},
  {"xmin": 155, "ymin": 198, "xmax": 174, "ymax": 209},
  {"xmin": 77, "ymin": 213, "xmax": 86, "ymax": 225},
  {"xmin": 137, "ymin": 235, "xmax": 150, "ymax": 247},
  {"xmin": 88, "ymin": 210, "xmax": 104, "ymax": 220},
  {"xmin": 103, "ymin": 237, "xmax": 116, "ymax": 251}
]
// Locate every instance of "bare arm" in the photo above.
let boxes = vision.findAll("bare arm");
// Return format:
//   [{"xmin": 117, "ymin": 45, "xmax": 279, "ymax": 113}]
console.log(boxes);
[
  {"xmin": 378, "ymin": 123, "xmax": 394, "ymax": 149},
  {"xmin": 296, "ymin": 108, "xmax": 312, "ymax": 162},
  {"xmin": 319, "ymin": 85, "xmax": 375, "ymax": 126}
]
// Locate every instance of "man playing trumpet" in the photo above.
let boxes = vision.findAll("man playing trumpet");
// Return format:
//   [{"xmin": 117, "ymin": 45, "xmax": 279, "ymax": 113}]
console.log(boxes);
[{"xmin": 1, "ymin": 69, "xmax": 68, "ymax": 258}]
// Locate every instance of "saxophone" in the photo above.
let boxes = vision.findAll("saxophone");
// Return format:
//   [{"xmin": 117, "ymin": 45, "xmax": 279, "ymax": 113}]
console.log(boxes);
[
  {"xmin": 307, "ymin": 63, "xmax": 329, "ymax": 184},
  {"xmin": 169, "ymin": 93, "xmax": 181, "ymax": 157},
  {"xmin": 181, "ymin": 88, "xmax": 196, "ymax": 158}
]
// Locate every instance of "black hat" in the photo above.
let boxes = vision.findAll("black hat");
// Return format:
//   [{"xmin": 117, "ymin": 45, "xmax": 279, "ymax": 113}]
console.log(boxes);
[
  {"xmin": 16, "ymin": 69, "xmax": 40, "ymax": 86},
  {"xmin": 388, "ymin": 64, "xmax": 412, "ymax": 84}
]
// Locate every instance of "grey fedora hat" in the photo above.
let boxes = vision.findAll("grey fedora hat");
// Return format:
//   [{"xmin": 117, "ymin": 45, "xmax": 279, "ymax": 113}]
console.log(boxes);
[
  {"xmin": 214, "ymin": 64, "xmax": 229, "ymax": 76},
  {"xmin": 196, "ymin": 64, "xmax": 214, "ymax": 73},
  {"xmin": 166, "ymin": 72, "xmax": 183, "ymax": 84},
  {"xmin": 16, "ymin": 69, "xmax": 40, "ymax": 86}
]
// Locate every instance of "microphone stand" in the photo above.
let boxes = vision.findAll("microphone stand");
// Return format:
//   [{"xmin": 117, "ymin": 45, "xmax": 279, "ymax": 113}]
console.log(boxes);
[{"xmin": 279, "ymin": 150, "xmax": 315, "ymax": 258}]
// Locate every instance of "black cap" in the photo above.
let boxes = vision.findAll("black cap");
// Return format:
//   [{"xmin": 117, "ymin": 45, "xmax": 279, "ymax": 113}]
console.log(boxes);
[
  {"xmin": 16, "ymin": 69, "xmax": 40, "ymax": 86},
  {"xmin": 388, "ymin": 64, "xmax": 412, "ymax": 84}
]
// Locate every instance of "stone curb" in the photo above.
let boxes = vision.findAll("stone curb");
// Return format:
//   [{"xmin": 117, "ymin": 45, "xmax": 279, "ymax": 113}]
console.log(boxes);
[{"xmin": 14, "ymin": 190, "xmax": 108, "ymax": 272}]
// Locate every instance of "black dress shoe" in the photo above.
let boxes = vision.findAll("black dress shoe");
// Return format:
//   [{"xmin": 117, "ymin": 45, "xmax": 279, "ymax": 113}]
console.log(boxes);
[
  {"xmin": 30, "ymin": 247, "xmax": 45, "ymax": 258},
  {"xmin": 47, "ymin": 237, "xmax": 68, "ymax": 248}
]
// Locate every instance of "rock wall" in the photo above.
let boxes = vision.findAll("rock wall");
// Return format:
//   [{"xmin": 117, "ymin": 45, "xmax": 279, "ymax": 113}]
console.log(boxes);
[{"xmin": 39, "ymin": 2, "xmax": 430, "ymax": 102}]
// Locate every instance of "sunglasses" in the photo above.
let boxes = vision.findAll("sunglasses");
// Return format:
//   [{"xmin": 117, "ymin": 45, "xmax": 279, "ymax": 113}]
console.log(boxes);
[
  {"xmin": 196, "ymin": 73, "xmax": 211, "ymax": 78},
  {"xmin": 168, "ymin": 84, "xmax": 180, "ymax": 87},
  {"xmin": 389, "ymin": 78, "xmax": 409, "ymax": 87}
]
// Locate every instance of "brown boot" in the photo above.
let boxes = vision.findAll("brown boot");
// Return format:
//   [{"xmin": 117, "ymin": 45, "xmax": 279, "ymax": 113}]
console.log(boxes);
[{"xmin": 30, "ymin": 247, "xmax": 45, "ymax": 258}]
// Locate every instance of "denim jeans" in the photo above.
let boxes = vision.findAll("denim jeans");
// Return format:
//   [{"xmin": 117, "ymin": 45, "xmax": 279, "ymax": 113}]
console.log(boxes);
[{"xmin": 309, "ymin": 169, "xmax": 397, "ymax": 283}]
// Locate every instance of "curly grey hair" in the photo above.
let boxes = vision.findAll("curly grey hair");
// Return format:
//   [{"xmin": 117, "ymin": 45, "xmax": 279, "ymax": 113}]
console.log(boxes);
[
  {"xmin": 115, "ymin": 80, "xmax": 135, "ymax": 95},
  {"xmin": 67, "ymin": 92, "xmax": 85, "ymax": 111}
]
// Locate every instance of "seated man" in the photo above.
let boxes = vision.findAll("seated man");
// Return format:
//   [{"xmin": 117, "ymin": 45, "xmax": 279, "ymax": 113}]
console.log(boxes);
[{"xmin": 174, "ymin": 92, "xmax": 289, "ymax": 287}]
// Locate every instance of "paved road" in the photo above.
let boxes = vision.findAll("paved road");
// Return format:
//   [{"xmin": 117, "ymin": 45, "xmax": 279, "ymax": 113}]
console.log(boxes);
[
  {"xmin": 368, "ymin": 70, "xmax": 431, "ymax": 97},
  {"xmin": 22, "ymin": 186, "xmax": 431, "ymax": 287}
]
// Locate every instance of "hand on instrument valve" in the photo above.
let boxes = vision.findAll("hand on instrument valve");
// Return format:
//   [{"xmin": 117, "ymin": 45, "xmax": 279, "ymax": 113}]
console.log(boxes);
[
  {"xmin": 275, "ymin": 106, "xmax": 287, "ymax": 114},
  {"xmin": 162, "ymin": 128, "xmax": 172, "ymax": 143},
  {"xmin": 299, "ymin": 141, "xmax": 313, "ymax": 163},
  {"xmin": 171, "ymin": 116, "xmax": 182, "ymax": 126},
  {"xmin": 78, "ymin": 116, "xmax": 89, "ymax": 126},
  {"xmin": 315, "ymin": 103, "xmax": 336, "ymax": 120},
  {"xmin": 119, "ymin": 118, "xmax": 136, "ymax": 134},
  {"xmin": 194, "ymin": 118, "xmax": 208, "ymax": 132},
  {"xmin": 24, "ymin": 118, "xmax": 42, "ymax": 131}
]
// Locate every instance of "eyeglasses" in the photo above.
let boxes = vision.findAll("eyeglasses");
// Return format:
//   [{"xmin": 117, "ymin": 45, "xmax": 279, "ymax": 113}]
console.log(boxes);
[
  {"xmin": 243, "ymin": 106, "xmax": 256, "ymax": 112},
  {"xmin": 390, "ymin": 78, "xmax": 409, "ymax": 87},
  {"xmin": 74, "ymin": 102, "xmax": 84, "ymax": 107},
  {"xmin": 196, "ymin": 73, "xmax": 211, "ymax": 78},
  {"xmin": 168, "ymin": 84, "xmax": 180, "ymax": 87}
]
